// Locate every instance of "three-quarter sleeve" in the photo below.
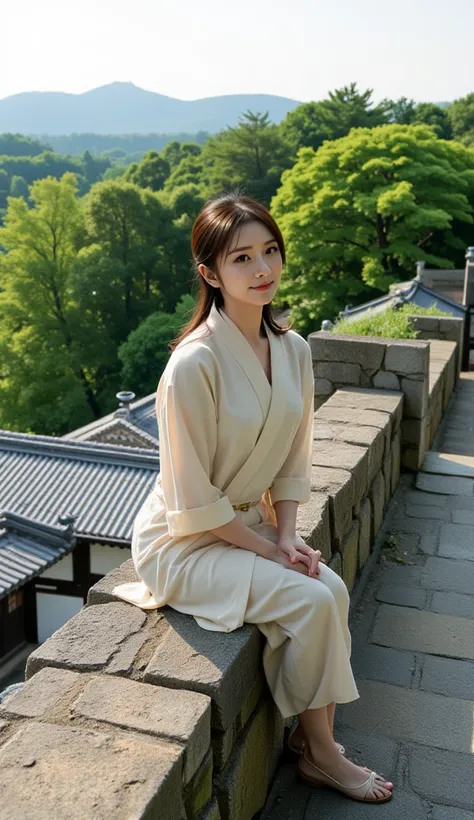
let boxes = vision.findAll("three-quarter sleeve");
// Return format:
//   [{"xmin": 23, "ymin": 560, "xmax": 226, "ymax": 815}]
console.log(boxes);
[
  {"xmin": 157, "ymin": 348, "xmax": 236, "ymax": 536},
  {"xmin": 269, "ymin": 341, "xmax": 314, "ymax": 505}
]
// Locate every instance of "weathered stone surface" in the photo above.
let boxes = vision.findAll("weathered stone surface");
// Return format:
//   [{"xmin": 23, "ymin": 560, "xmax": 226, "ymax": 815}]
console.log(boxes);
[
  {"xmin": 358, "ymin": 497, "xmax": 372, "ymax": 569},
  {"xmin": 310, "ymin": 466, "xmax": 353, "ymax": 545},
  {"xmin": 324, "ymin": 387, "xmax": 403, "ymax": 430},
  {"xmin": 349, "ymin": 644, "xmax": 416, "ymax": 688},
  {"xmin": 25, "ymin": 602, "xmax": 166, "ymax": 681},
  {"xmin": 423, "ymin": 451, "xmax": 474, "ymax": 479},
  {"xmin": 409, "ymin": 746, "xmax": 474, "ymax": 810},
  {"xmin": 401, "ymin": 418, "xmax": 424, "ymax": 445},
  {"xmin": 144, "ymin": 613, "xmax": 262, "ymax": 731},
  {"xmin": 405, "ymin": 504, "xmax": 449, "ymax": 520},
  {"xmin": 403, "ymin": 489, "xmax": 449, "ymax": 507},
  {"xmin": 416, "ymin": 472, "xmax": 474, "ymax": 496},
  {"xmin": 328, "ymin": 551, "xmax": 342, "ymax": 577},
  {"xmin": 316, "ymin": 404, "xmax": 393, "ymax": 442},
  {"xmin": 296, "ymin": 492, "xmax": 331, "ymax": 562},
  {"xmin": 373, "ymin": 370, "xmax": 400, "ymax": 390},
  {"xmin": 0, "ymin": 721, "xmax": 184, "ymax": 820},
  {"xmin": 214, "ymin": 697, "xmax": 284, "ymax": 820},
  {"xmin": 313, "ymin": 420, "xmax": 385, "ymax": 484},
  {"xmin": 384, "ymin": 341, "xmax": 429, "ymax": 375},
  {"xmin": 341, "ymin": 519, "xmax": 360, "ymax": 592},
  {"xmin": 420, "ymin": 655, "xmax": 474, "ymax": 701},
  {"xmin": 369, "ymin": 471, "xmax": 385, "ymax": 537},
  {"xmin": 184, "ymin": 748, "xmax": 213, "ymax": 818},
  {"xmin": 308, "ymin": 332, "xmax": 385, "ymax": 370},
  {"xmin": 401, "ymin": 377, "xmax": 428, "ymax": 419},
  {"xmin": 422, "ymin": 557, "xmax": 474, "ymax": 595},
  {"xmin": 315, "ymin": 361, "xmax": 360, "ymax": 385},
  {"xmin": 372, "ymin": 604, "xmax": 474, "ymax": 660},
  {"xmin": 375, "ymin": 584, "xmax": 427, "ymax": 609},
  {"xmin": 431, "ymin": 805, "xmax": 474, "ymax": 820},
  {"xmin": 312, "ymin": 440, "xmax": 368, "ymax": 511},
  {"xmin": 452, "ymin": 509, "xmax": 474, "ymax": 525},
  {"xmin": 337, "ymin": 680, "xmax": 474, "ymax": 753},
  {"xmin": 391, "ymin": 428, "xmax": 401, "ymax": 494},
  {"xmin": 198, "ymin": 797, "xmax": 221, "ymax": 820},
  {"xmin": 212, "ymin": 677, "xmax": 264, "ymax": 773},
  {"xmin": 314, "ymin": 378, "xmax": 333, "ymax": 396},
  {"xmin": 391, "ymin": 514, "xmax": 440, "ymax": 535},
  {"xmin": 402, "ymin": 443, "xmax": 426, "ymax": 472},
  {"xmin": 0, "ymin": 667, "xmax": 81, "ymax": 718},
  {"xmin": 87, "ymin": 558, "xmax": 139, "ymax": 605},
  {"xmin": 306, "ymin": 782, "xmax": 426, "ymax": 819},
  {"xmin": 71, "ymin": 675, "xmax": 211, "ymax": 784},
  {"xmin": 431, "ymin": 591, "xmax": 474, "ymax": 619},
  {"xmin": 438, "ymin": 523, "xmax": 474, "ymax": 561}
]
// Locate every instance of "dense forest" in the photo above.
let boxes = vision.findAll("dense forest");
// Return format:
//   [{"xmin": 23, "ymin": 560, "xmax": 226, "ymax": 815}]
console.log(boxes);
[{"xmin": 1, "ymin": 83, "xmax": 474, "ymax": 436}]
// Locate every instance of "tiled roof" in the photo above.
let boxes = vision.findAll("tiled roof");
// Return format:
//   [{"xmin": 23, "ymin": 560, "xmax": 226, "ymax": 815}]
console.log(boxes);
[
  {"xmin": 0, "ymin": 510, "xmax": 76, "ymax": 599},
  {"xmin": 0, "ymin": 431, "xmax": 160, "ymax": 544},
  {"xmin": 63, "ymin": 392, "xmax": 158, "ymax": 445},
  {"xmin": 338, "ymin": 279, "xmax": 467, "ymax": 324}
]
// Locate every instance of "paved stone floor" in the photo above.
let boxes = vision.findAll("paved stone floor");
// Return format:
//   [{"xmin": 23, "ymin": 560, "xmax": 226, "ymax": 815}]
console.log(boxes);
[{"xmin": 260, "ymin": 374, "xmax": 474, "ymax": 819}]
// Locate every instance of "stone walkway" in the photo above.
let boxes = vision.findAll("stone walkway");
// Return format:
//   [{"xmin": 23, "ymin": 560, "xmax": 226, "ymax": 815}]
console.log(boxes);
[{"xmin": 260, "ymin": 373, "xmax": 474, "ymax": 820}]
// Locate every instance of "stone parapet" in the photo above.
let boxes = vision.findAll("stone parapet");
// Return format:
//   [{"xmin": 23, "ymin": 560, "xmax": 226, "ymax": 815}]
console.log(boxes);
[{"xmin": 407, "ymin": 314, "xmax": 464, "ymax": 377}]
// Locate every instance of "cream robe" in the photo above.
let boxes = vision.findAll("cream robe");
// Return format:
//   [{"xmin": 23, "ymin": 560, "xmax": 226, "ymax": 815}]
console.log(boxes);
[{"xmin": 112, "ymin": 300, "xmax": 315, "ymax": 633}]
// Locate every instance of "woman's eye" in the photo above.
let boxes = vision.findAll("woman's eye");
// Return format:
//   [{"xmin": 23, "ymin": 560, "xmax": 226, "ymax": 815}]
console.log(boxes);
[
  {"xmin": 234, "ymin": 254, "xmax": 250, "ymax": 263},
  {"xmin": 267, "ymin": 246, "xmax": 279, "ymax": 254}
]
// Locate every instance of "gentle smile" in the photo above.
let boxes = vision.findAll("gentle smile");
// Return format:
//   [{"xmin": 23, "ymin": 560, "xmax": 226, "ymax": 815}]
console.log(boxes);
[{"xmin": 252, "ymin": 281, "xmax": 273, "ymax": 290}]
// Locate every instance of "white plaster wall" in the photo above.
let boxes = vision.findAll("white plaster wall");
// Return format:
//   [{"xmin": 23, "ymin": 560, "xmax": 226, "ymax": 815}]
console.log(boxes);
[
  {"xmin": 36, "ymin": 593, "xmax": 84, "ymax": 643},
  {"xmin": 39, "ymin": 553, "xmax": 74, "ymax": 582},
  {"xmin": 90, "ymin": 543, "xmax": 131, "ymax": 576}
]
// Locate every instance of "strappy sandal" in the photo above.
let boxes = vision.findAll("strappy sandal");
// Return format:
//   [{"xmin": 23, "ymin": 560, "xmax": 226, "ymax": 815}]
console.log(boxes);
[
  {"xmin": 287, "ymin": 725, "xmax": 345, "ymax": 758},
  {"xmin": 297, "ymin": 752, "xmax": 393, "ymax": 803}
]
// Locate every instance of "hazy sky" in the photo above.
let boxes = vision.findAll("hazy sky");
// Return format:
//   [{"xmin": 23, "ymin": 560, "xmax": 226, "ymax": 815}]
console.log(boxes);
[{"xmin": 3, "ymin": 0, "xmax": 473, "ymax": 103}]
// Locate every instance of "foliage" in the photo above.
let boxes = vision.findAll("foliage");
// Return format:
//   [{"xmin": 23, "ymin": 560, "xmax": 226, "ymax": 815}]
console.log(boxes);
[
  {"xmin": 333, "ymin": 303, "xmax": 452, "ymax": 339},
  {"xmin": 124, "ymin": 150, "xmax": 170, "ymax": 191},
  {"xmin": 271, "ymin": 124, "xmax": 474, "ymax": 337},
  {"xmin": 0, "ymin": 133, "xmax": 50, "ymax": 156},
  {"xmin": 447, "ymin": 93, "xmax": 474, "ymax": 146}
]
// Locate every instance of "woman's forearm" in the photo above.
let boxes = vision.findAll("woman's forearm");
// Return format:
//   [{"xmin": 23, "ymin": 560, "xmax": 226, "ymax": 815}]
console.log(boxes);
[
  {"xmin": 274, "ymin": 500, "xmax": 298, "ymax": 539},
  {"xmin": 209, "ymin": 517, "xmax": 274, "ymax": 559}
]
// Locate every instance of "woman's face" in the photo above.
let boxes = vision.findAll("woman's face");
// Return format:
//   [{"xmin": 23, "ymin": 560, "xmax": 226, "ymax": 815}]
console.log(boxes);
[{"xmin": 200, "ymin": 219, "xmax": 283, "ymax": 308}]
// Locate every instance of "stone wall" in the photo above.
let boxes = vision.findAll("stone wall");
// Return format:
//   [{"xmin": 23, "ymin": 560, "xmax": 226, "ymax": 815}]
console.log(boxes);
[
  {"xmin": 0, "ymin": 387, "xmax": 403, "ymax": 820},
  {"xmin": 407, "ymin": 315, "xmax": 464, "ymax": 377},
  {"xmin": 310, "ymin": 330, "xmax": 458, "ymax": 472}
]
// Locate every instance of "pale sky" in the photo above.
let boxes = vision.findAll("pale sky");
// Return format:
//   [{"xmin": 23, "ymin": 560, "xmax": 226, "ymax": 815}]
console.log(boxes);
[{"xmin": 3, "ymin": 0, "xmax": 473, "ymax": 104}]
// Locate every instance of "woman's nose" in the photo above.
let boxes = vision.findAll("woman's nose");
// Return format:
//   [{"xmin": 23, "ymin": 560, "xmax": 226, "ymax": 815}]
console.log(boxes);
[{"xmin": 256, "ymin": 255, "xmax": 272, "ymax": 273}]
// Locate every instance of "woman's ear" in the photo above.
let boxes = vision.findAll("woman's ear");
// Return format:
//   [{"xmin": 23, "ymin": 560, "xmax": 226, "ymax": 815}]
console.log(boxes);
[{"xmin": 199, "ymin": 263, "xmax": 219, "ymax": 289}]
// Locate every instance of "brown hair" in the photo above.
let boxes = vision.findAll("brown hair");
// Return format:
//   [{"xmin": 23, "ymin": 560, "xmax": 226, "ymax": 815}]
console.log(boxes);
[{"xmin": 168, "ymin": 191, "xmax": 291, "ymax": 351}]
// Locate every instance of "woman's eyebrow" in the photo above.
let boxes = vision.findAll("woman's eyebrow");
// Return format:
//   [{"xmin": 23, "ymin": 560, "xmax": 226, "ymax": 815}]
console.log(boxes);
[{"xmin": 226, "ymin": 238, "xmax": 276, "ymax": 257}]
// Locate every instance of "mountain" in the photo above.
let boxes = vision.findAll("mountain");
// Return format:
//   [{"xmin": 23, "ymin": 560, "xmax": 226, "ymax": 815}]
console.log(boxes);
[{"xmin": 0, "ymin": 82, "xmax": 302, "ymax": 136}]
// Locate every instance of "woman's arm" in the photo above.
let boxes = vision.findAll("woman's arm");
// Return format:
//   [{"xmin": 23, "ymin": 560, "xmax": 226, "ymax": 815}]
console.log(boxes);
[{"xmin": 209, "ymin": 518, "xmax": 275, "ymax": 559}]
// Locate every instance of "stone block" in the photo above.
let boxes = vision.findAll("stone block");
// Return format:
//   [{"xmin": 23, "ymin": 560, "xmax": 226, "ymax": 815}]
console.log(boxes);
[
  {"xmin": 328, "ymin": 551, "xmax": 342, "ymax": 577},
  {"xmin": 0, "ymin": 721, "xmax": 184, "ymax": 820},
  {"xmin": 422, "ymin": 557, "xmax": 474, "ymax": 595},
  {"xmin": 144, "ymin": 613, "xmax": 263, "ymax": 731},
  {"xmin": 402, "ymin": 442, "xmax": 426, "ymax": 471},
  {"xmin": 184, "ymin": 748, "xmax": 213, "ymax": 819},
  {"xmin": 384, "ymin": 340, "xmax": 429, "ymax": 375},
  {"xmin": 369, "ymin": 471, "xmax": 385, "ymax": 537},
  {"xmin": 409, "ymin": 746, "xmax": 474, "ymax": 810},
  {"xmin": 401, "ymin": 417, "xmax": 425, "ymax": 446},
  {"xmin": 314, "ymin": 378, "xmax": 333, "ymax": 396},
  {"xmin": 308, "ymin": 332, "xmax": 385, "ymax": 370},
  {"xmin": 198, "ymin": 797, "xmax": 221, "ymax": 820},
  {"xmin": 296, "ymin": 492, "xmax": 331, "ymax": 562},
  {"xmin": 25, "ymin": 602, "xmax": 166, "ymax": 682},
  {"xmin": 336, "ymin": 679, "xmax": 474, "ymax": 754},
  {"xmin": 373, "ymin": 370, "xmax": 400, "ymax": 390},
  {"xmin": 372, "ymin": 603, "xmax": 474, "ymax": 660},
  {"xmin": 406, "ymin": 504, "xmax": 449, "ymax": 520},
  {"xmin": 416, "ymin": 472, "xmax": 474, "ymax": 496},
  {"xmin": 310, "ymin": 466, "xmax": 354, "ymax": 545},
  {"xmin": 0, "ymin": 667, "xmax": 81, "ymax": 719},
  {"xmin": 438, "ymin": 522, "xmax": 474, "ymax": 562},
  {"xmin": 87, "ymin": 558, "xmax": 139, "ymax": 605},
  {"xmin": 452, "ymin": 509, "xmax": 474, "ymax": 525},
  {"xmin": 375, "ymin": 584, "xmax": 427, "ymax": 609},
  {"xmin": 315, "ymin": 361, "xmax": 360, "ymax": 384},
  {"xmin": 422, "ymin": 451, "xmax": 474, "ymax": 479},
  {"xmin": 312, "ymin": 440, "xmax": 368, "ymax": 513},
  {"xmin": 214, "ymin": 697, "xmax": 284, "ymax": 820},
  {"xmin": 401, "ymin": 376, "xmax": 428, "ymax": 419},
  {"xmin": 431, "ymin": 591, "xmax": 474, "ymax": 619},
  {"xmin": 211, "ymin": 676, "xmax": 264, "ymax": 773},
  {"xmin": 349, "ymin": 645, "xmax": 416, "ymax": 688},
  {"xmin": 71, "ymin": 675, "xmax": 211, "ymax": 785},
  {"xmin": 390, "ymin": 428, "xmax": 401, "ymax": 494},
  {"xmin": 358, "ymin": 497, "xmax": 372, "ymax": 569},
  {"xmin": 324, "ymin": 387, "xmax": 403, "ymax": 430},
  {"xmin": 432, "ymin": 808, "xmax": 474, "ymax": 820},
  {"xmin": 420, "ymin": 655, "xmax": 474, "ymax": 701},
  {"xmin": 341, "ymin": 519, "xmax": 360, "ymax": 592},
  {"xmin": 409, "ymin": 315, "xmax": 440, "ymax": 332}
]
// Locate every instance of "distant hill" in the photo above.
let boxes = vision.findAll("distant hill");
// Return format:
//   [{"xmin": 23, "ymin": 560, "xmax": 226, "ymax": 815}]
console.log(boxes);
[{"xmin": 0, "ymin": 82, "xmax": 302, "ymax": 136}]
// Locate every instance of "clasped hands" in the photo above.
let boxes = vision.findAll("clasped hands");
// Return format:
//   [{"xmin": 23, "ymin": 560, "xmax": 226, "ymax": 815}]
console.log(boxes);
[{"xmin": 268, "ymin": 534, "xmax": 326, "ymax": 578}]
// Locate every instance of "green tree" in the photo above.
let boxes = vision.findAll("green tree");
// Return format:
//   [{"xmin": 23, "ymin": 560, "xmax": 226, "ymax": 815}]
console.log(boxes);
[
  {"xmin": 9, "ymin": 175, "xmax": 29, "ymax": 199},
  {"xmin": 280, "ymin": 83, "xmax": 387, "ymax": 152},
  {"xmin": 412, "ymin": 103, "xmax": 452, "ymax": 139},
  {"xmin": 0, "ymin": 173, "xmax": 104, "ymax": 432},
  {"xmin": 124, "ymin": 150, "xmax": 170, "ymax": 191},
  {"xmin": 381, "ymin": 97, "xmax": 417, "ymax": 124},
  {"xmin": 203, "ymin": 110, "xmax": 293, "ymax": 206},
  {"xmin": 447, "ymin": 93, "xmax": 474, "ymax": 145},
  {"xmin": 271, "ymin": 124, "xmax": 474, "ymax": 336}
]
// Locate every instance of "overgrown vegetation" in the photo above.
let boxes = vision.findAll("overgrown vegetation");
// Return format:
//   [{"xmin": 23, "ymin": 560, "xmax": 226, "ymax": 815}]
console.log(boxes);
[{"xmin": 333, "ymin": 304, "xmax": 452, "ymax": 339}]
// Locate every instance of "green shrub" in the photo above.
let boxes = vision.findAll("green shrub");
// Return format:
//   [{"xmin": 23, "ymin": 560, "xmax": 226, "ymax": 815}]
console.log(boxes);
[{"xmin": 333, "ymin": 303, "xmax": 451, "ymax": 340}]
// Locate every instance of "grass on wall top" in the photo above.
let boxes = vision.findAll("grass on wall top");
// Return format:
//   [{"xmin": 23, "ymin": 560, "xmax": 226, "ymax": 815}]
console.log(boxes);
[{"xmin": 333, "ymin": 303, "xmax": 452, "ymax": 340}]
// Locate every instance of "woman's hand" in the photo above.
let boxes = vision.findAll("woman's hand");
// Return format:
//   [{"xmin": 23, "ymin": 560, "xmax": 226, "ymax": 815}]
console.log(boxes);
[{"xmin": 276, "ymin": 534, "xmax": 326, "ymax": 578}]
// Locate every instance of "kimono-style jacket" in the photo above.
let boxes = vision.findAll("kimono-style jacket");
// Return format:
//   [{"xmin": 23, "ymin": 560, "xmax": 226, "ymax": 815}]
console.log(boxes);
[{"xmin": 112, "ymin": 300, "xmax": 315, "ymax": 632}]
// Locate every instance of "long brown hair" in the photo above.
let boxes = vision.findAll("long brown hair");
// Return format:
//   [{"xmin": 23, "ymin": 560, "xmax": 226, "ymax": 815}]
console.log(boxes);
[{"xmin": 169, "ymin": 191, "xmax": 292, "ymax": 351}]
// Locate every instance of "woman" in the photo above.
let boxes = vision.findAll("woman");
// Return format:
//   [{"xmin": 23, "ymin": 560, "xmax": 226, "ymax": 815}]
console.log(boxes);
[{"xmin": 113, "ymin": 192, "xmax": 393, "ymax": 804}]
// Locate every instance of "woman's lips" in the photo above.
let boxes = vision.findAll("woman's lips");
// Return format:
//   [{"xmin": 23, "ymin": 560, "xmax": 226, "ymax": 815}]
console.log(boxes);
[{"xmin": 252, "ymin": 281, "xmax": 273, "ymax": 290}]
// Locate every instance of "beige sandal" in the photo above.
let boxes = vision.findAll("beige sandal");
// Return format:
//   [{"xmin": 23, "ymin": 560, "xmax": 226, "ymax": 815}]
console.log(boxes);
[
  {"xmin": 287, "ymin": 726, "xmax": 345, "ymax": 757},
  {"xmin": 297, "ymin": 752, "xmax": 393, "ymax": 803}
]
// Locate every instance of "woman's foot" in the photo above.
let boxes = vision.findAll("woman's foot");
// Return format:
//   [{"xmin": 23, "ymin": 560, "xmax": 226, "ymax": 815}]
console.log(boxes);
[
  {"xmin": 288, "ymin": 724, "xmax": 345, "ymax": 758},
  {"xmin": 299, "ymin": 741, "xmax": 393, "ymax": 802}
]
